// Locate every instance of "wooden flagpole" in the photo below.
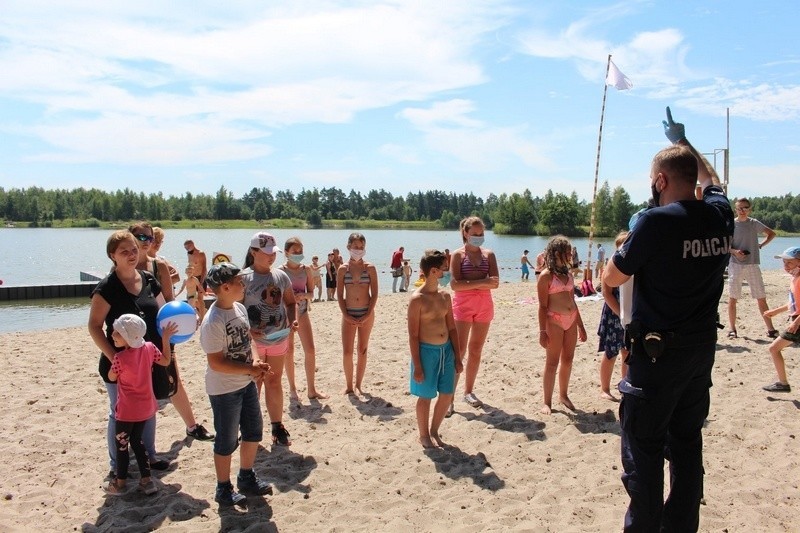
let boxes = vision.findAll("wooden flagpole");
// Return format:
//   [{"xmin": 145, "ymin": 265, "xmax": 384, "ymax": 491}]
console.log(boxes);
[{"xmin": 586, "ymin": 54, "xmax": 612, "ymax": 282}]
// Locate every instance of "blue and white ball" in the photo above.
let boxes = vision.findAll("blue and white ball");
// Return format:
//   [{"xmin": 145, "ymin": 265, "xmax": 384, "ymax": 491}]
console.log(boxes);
[{"xmin": 156, "ymin": 301, "xmax": 197, "ymax": 344}]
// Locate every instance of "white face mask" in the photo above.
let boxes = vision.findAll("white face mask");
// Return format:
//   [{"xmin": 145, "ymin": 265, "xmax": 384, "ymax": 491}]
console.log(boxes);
[
  {"xmin": 467, "ymin": 235, "xmax": 484, "ymax": 247},
  {"xmin": 349, "ymin": 249, "xmax": 366, "ymax": 261}
]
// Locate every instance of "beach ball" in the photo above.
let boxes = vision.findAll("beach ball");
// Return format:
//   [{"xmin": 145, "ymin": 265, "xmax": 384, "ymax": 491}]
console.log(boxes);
[{"xmin": 156, "ymin": 301, "xmax": 197, "ymax": 343}]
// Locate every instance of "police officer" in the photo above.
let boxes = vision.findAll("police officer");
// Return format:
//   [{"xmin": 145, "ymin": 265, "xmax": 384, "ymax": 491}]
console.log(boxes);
[{"xmin": 603, "ymin": 107, "xmax": 734, "ymax": 532}]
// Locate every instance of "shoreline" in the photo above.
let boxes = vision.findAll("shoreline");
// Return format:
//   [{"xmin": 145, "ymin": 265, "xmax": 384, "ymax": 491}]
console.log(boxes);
[{"xmin": 0, "ymin": 270, "xmax": 797, "ymax": 531}]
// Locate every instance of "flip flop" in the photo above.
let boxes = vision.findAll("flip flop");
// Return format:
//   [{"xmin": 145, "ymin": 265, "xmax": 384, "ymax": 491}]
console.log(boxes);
[{"xmin": 727, "ymin": 330, "xmax": 737, "ymax": 339}]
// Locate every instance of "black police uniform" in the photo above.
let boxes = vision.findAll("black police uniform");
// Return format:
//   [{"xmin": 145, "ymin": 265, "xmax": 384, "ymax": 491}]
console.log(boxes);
[{"xmin": 613, "ymin": 184, "xmax": 733, "ymax": 532}]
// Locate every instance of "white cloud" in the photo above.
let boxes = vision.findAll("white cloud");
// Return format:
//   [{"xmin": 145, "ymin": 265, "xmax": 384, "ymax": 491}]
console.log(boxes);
[
  {"xmin": 29, "ymin": 115, "xmax": 272, "ymax": 165},
  {"xmin": 399, "ymin": 99, "xmax": 555, "ymax": 171},
  {"xmin": 512, "ymin": 5, "xmax": 800, "ymax": 123},
  {"xmin": 379, "ymin": 144, "xmax": 421, "ymax": 165},
  {"xmin": 676, "ymin": 80, "xmax": 800, "ymax": 121},
  {"xmin": 516, "ymin": 7, "xmax": 691, "ymax": 89},
  {"xmin": 0, "ymin": 1, "xmax": 510, "ymax": 165},
  {"xmin": 728, "ymin": 163, "xmax": 800, "ymax": 197}
]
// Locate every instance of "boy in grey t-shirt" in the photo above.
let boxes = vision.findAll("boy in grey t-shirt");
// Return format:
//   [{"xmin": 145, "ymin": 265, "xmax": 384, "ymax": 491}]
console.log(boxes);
[
  {"xmin": 200, "ymin": 263, "xmax": 273, "ymax": 507},
  {"xmin": 727, "ymin": 198, "xmax": 777, "ymax": 338}
]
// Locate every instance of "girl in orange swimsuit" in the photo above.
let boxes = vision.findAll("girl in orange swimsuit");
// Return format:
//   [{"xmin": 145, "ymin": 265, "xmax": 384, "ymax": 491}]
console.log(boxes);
[{"xmin": 536, "ymin": 235, "xmax": 587, "ymax": 415}]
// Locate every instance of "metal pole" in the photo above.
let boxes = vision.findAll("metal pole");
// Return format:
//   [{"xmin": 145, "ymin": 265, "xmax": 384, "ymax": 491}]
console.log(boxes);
[{"xmin": 725, "ymin": 107, "xmax": 730, "ymax": 194}]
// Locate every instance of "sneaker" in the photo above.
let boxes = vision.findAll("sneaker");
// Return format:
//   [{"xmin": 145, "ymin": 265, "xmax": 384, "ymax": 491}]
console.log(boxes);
[
  {"xmin": 271, "ymin": 422, "xmax": 292, "ymax": 446},
  {"xmin": 463, "ymin": 392, "xmax": 483, "ymax": 408},
  {"xmin": 767, "ymin": 330, "xmax": 779, "ymax": 339},
  {"xmin": 104, "ymin": 479, "xmax": 126, "ymax": 496},
  {"xmin": 215, "ymin": 482, "xmax": 247, "ymax": 507},
  {"xmin": 186, "ymin": 424, "xmax": 215, "ymax": 441},
  {"xmin": 237, "ymin": 471, "xmax": 274, "ymax": 496},
  {"xmin": 762, "ymin": 381, "xmax": 791, "ymax": 393},
  {"xmin": 139, "ymin": 479, "xmax": 158, "ymax": 495},
  {"xmin": 149, "ymin": 459, "xmax": 170, "ymax": 471}
]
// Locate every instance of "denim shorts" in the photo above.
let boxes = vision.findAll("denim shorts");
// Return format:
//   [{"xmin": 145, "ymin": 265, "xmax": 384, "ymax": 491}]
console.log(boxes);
[{"xmin": 209, "ymin": 381, "xmax": 263, "ymax": 456}]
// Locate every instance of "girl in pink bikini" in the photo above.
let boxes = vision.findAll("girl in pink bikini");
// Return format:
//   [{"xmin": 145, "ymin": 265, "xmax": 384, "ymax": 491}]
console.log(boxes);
[
  {"xmin": 449, "ymin": 216, "xmax": 500, "ymax": 415},
  {"xmin": 537, "ymin": 235, "xmax": 587, "ymax": 414}
]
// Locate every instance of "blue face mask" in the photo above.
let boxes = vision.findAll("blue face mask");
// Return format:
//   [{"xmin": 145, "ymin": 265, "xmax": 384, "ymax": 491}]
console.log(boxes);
[
  {"xmin": 467, "ymin": 236, "xmax": 484, "ymax": 247},
  {"xmin": 438, "ymin": 271, "xmax": 452, "ymax": 287},
  {"xmin": 288, "ymin": 254, "xmax": 304, "ymax": 264}
]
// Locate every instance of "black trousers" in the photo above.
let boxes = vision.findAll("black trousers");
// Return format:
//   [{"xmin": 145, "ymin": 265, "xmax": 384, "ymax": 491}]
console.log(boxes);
[
  {"xmin": 619, "ymin": 339, "xmax": 714, "ymax": 532},
  {"xmin": 115, "ymin": 419, "xmax": 150, "ymax": 480}
]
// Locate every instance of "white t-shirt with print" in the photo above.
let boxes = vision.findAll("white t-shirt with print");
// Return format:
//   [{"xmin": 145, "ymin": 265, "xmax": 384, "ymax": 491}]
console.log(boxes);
[
  {"xmin": 199, "ymin": 301, "xmax": 254, "ymax": 396},
  {"xmin": 241, "ymin": 267, "xmax": 292, "ymax": 346}
]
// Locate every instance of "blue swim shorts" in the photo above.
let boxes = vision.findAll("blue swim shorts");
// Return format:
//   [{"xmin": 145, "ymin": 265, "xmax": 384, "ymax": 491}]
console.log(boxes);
[{"xmin": 410, "ymin": 341, "xmax": 456, "ymax": 399}]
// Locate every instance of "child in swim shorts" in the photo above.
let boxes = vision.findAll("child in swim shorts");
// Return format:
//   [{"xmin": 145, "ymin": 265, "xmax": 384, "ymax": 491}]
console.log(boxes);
[{"xmin": 407, "ymin": 250, "xmax": 462, "ymax": 448}]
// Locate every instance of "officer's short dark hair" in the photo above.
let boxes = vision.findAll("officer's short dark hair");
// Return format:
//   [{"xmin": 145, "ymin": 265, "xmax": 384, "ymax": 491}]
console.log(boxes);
[{"xmin": 652, "ymin": 145, "xmax": 698, "ymax": 187}]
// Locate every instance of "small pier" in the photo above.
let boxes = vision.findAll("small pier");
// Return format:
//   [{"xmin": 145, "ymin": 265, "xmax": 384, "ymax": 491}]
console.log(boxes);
[{"xmin": 0, "ymin": 282, "xmax": 98, "ymax": 301}]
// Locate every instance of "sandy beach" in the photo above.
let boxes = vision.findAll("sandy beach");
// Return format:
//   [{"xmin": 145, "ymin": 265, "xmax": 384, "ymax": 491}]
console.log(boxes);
[{"xmin": 1, "ymin": 269, "xmax": 798, "ymax": 532}]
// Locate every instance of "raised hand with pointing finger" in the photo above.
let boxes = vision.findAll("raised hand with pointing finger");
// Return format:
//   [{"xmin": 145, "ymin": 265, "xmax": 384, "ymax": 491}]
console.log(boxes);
[{"xmin": 662, "ymin": 106, "xmax": 686, "ymax": 144}]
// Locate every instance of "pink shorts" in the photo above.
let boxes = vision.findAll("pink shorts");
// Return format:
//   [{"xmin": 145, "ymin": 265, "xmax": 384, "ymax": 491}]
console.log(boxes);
[
  {"xmin": 453, "ymin": 289, "xmax": 494, "ymax": 323},
  {"xmin": 256, "ymin": 338, "xmax": 290, "ymax": 358}
]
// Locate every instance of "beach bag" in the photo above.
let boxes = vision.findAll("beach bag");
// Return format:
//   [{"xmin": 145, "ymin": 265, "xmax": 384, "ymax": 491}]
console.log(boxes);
[
  {"xmin": 580, "ymin": 279, "xmax": 596, "ymax": 297},
  {"xmin": 392, "ymin": 267, "xmax": 403, "ymax": 278},
  {"xmin": 152, "ymin": 357, "xmax": 178, "ymax": 400}
]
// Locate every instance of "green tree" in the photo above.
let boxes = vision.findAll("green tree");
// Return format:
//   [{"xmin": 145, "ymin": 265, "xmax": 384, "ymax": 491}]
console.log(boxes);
[
  {"xmin": 611, "ymin": 186, "xmax": 635, "ymax": 234},
  {"xmin": 493, "ymin": 190, "xmax": 537, "ymax": 234},
  {"xmin": 593, "ymin": 182, "xmax": 614, "ymax": 235},
  {"xmin": 539, "ymin": 191, "xmax": 580, "ymax": 234}
]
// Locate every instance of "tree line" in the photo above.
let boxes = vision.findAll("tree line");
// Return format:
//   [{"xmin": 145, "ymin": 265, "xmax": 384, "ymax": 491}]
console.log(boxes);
[{"xmin": 1, "ymin": 184, "xmax": 798, "ymax": 236}]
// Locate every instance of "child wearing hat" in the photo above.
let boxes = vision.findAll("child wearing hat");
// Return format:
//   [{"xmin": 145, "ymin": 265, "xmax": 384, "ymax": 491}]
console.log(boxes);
[
  {"xmin": 762, "ymin": 246, "xmax": 800, "ymax": 392},
  {"xmin": 105, "ymin": 314, "xmax": 177, "ymax": 496},
  {"xmin": 200, "ymin": 262, "xmax": 274, "ymax": 507}
]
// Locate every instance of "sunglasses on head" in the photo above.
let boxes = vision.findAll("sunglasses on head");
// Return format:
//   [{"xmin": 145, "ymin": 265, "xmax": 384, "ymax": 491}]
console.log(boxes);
[{"xmin": 134, "ymin": 233, "xmax": 154, "ymax": 242}]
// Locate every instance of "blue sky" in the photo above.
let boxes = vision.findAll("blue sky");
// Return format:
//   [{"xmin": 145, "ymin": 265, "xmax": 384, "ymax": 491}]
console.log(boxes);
[{"xmin": 0, "ymin": 1, "xmax": 797, "ymax": 205}]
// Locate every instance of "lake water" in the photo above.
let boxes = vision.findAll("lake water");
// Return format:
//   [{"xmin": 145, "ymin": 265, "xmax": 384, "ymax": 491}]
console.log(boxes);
[{"xmin": 0, "ymin": 227, "xmax": 795, "ymax": 333}]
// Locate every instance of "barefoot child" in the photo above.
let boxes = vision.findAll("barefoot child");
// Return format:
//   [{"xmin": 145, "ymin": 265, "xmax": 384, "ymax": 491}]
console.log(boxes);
[
  {"xmin": 408, "ymin": 250, "xmax": 462, "ymax": 448},
  {"xmin": 200, "ymin": 262, "xmax": 273, "ymax": 506},
  {"xmin": 337, "ymin": 232, "xmax": 378, "ymax": 395},
  {"xmin": 402, "ymin": 259, "xmax": 412, "ymax": 292},
  {"xmin": 537, "ymin": 235, "xmax": 587, "ymax": 414},
  {"xmin": 310, "ymin": 255, "xmax": 324, "ymax": 302},
  {"xmin": 280, "ymin": 237, "xmax": 327, "ymax": 402},
  {"xmin": 176, "ymin": 265, "xmax": 206, "ymax": 321},
  {"xmin": 761, "ymin": 246, "xmax": 800, "ymax": 393},
  {"xmin": 105, "ymin": 314, "xmax": 177, "ymax": 496},
  {"xmin": 597, "ymin": 231, "xmax": 630, "ymax": 401}
]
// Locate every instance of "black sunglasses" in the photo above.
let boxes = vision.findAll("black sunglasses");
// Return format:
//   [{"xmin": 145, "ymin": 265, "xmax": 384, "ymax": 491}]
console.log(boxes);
[{"xmin": 135, "ymin": 233, "xmax": 154, "ymax": 243}]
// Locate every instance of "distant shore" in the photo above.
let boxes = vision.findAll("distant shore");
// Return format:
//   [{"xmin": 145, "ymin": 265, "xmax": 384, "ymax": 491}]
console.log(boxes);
[{"xmin": 6, "ymin": 219, "xmax": 799, "ymax": 238}]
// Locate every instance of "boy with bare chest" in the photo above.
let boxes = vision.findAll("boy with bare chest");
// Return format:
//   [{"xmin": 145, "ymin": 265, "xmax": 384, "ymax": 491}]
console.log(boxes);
[{"xmin": 407, "ymin": 250, "xmax": 462, "ymax": 448}]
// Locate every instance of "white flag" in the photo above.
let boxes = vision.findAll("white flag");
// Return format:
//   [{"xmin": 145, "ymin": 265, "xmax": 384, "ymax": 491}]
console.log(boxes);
[{"xmin": 606, "ymin": 60, "xmax": 632, "ymax": 90}]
